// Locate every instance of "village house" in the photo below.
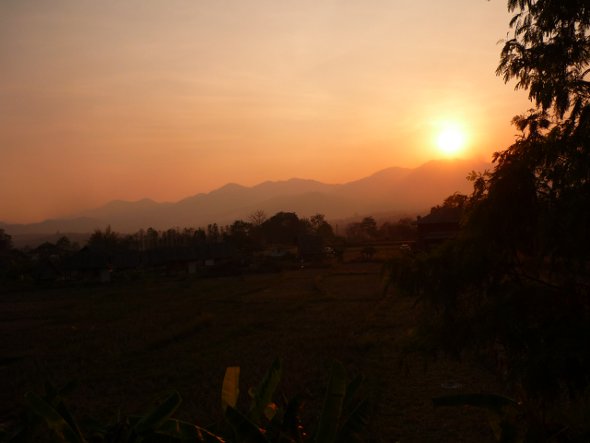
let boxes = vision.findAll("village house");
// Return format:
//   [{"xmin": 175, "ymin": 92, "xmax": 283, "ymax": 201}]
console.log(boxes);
[{"xmin": 416, "ymin": 206, "xmax": 463, "ymax": 250}]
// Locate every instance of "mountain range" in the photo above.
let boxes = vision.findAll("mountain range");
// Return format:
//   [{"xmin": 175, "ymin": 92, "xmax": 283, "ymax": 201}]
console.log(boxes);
[{"xmin": 1, "ymin": 158, "xmax": 491, "ymax": 245}]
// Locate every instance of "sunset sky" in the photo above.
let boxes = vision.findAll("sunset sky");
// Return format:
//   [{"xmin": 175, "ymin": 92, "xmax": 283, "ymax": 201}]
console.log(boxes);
[{"xmin": 1, "ymin": 0, "xmax": 530, "ymax": 223}]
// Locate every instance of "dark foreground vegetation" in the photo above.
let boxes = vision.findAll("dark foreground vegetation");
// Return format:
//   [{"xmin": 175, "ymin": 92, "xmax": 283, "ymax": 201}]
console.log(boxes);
[
  {"xmin": 0, "ymin": 259, "xmax": 502, "ymax": 442},
  {"xmin": 12, "ymin": 358, "xmax": 371, "ymax": 443}
]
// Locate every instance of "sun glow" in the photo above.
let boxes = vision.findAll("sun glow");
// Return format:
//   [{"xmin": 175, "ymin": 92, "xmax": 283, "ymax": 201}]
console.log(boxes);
[{"xmin": 436, "ymin": 124, "xmax": 467, "ymax": 157}]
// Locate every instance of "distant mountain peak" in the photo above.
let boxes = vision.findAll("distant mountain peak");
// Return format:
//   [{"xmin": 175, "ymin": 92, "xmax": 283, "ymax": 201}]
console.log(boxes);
[
  {"xmin": 211, "ymin": 183, "xmax": 248, "ymax": 193},
  {"xmin": 101, "ymin": 197, "xmax": 158, "ymax": 208},
  {"xmin": 254, "ymin": 177, "xmax": 325, "ymax": 187},
  {"xmin": 218, "ymin": 182, "xmax": 246, "ymax": 190}
]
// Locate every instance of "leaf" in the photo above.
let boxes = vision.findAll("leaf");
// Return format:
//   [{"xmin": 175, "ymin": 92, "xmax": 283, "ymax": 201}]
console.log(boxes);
[
  {"xmin": 134, "ymin": 391, "xmax": 182, "ymax": 434},
  {"xmin": 54, "ymin": 401, "xmax": 85, "ymax": 442},
  {"xmin": 222, "ymin": 366, "xmax": 241, "ymax": 412},
  {"xmin": 24, "ymin": 392, "xmax": 86, "ymax": 443},
  {"xmin": 249, "ymin": 358, "xmax": 281, "ymax": 424},
  {"xmin": 157, "ymin": 418, "xmax": 226, "ymax": 442},
  {"xmin": 225, "ymin": 406, "xmax": 269, "ymax": 443},
  {"xmin": 314, "ymin": 361, "xmax": 347, "ymax": 443},
  {"xmin": 342, "ymin": 375, "xmax": 363, "ymax": 412},
  {"xmin": 41, "ymin": 381, "xmax": 85, "ymax": 440},
  {"xmin": 336, "ymin": 398, "xmax": 370, "ymax": 443}
]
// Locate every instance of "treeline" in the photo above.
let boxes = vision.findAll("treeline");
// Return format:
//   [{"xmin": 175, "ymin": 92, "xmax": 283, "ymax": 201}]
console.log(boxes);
[
  {"xmin": 83, "ymin": 213, "xmax": 415, "ymax": 252},
  {"xmin": 0, "ymin": 211, "xmax": 416, "ymax": 282},
  {"xmin": 83, "ymin": 211, "xmax": 336, "ymax": 253}
]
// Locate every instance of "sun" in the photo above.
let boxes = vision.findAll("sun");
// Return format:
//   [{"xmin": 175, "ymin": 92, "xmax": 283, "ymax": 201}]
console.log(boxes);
[{"xmin": 436, "ymin": 124, "xmax": 466, "ymax": 157}]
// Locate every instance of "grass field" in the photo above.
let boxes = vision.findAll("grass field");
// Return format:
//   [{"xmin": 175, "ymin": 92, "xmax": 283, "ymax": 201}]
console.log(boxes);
[{"xmin": 0, "ymin": 257, "xmax": 505, "ymax": 442}]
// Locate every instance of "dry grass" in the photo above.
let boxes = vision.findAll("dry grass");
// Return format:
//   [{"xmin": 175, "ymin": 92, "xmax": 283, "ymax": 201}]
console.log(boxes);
[{"xmin": 0, "ymin": 261, "xmax": 504, "ymax": 441}]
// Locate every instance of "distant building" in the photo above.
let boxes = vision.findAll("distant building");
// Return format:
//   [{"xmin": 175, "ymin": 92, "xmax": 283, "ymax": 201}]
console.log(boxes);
[{"xmin": 416, "ymin": 206, "xmax": 463, "ymax": 250}]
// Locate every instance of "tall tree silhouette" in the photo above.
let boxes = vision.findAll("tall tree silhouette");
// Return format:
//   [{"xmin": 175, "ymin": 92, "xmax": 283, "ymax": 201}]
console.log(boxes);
[
  {"xmin": 386, "ymin": 2, "xmax": 590, "ymax": 435},
  {"xmin": 0, "ymin": 229, "xmax": 12, "ymax": 252},
  {"xmin": 498, "ymin": 0, "xmax": 589, "ymax": 117},
  {"xmin": 488, "ymin": 0, "xmax": 590, "ymax": 268}
]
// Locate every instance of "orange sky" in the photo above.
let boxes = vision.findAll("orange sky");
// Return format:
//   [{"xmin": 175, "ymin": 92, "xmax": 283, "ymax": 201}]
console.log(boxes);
[{"xmin": 0, "ymin": 0, "xmax": 530, "ymax": 223}]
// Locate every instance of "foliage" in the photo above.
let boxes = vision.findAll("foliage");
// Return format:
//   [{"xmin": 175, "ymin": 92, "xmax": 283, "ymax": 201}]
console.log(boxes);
[
  {"xmin": 345, "ymin": 217, "xmax": 377, "ymax": 243},
  {"xmin": 346, "ymin": 217, "xmax": 416, "ymax": 243},
  {"xmin": 87, "ymin": 226, "xmax": 122, "ymax": 252},
  {"xmin": 259, "ymin": 212, "xmax": 304, "ymax": 246},
  {"xmin": 307, "ymin": 214, "xmax": 335, "ymax": 242},
  {"xmin": 384, "ymin": 0, "xmax": 590, "ymax": 440},
  {"xmin": 497, "ymin": 0, "xmax": 589, "ymax": 118},
  {"xmin": 494, "ymin": 0, "xmax": 590, "ymax": 264},
  {"xmin": 0, "ymin": 229, "xmax": 13, "ymax": 252},
  {"xmin": 9, "ymin": 361, "xmax": 369, "ymax": 443},
  {"xmin": 222, "ymin": 359, "xmax": 369, "ymax": 443},
  {"xmin": 5, "ymin": 381, "xmax": 221, "ymax": 443},
  {"xmin": 377, "ymin": 218, "xmax": 417, "ymax": 242}
]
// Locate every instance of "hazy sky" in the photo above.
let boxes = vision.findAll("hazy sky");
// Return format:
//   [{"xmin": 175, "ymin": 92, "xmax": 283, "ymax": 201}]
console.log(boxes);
[{"xmin": 1, "ymin": 0, "xmax": 530, "ymax": 223}]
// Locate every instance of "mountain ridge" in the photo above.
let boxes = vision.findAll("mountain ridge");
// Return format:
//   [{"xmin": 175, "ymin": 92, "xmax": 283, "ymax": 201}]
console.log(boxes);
[{"xmin": 2, "ymin": 158, "xmax": 490, "ymax": 240}]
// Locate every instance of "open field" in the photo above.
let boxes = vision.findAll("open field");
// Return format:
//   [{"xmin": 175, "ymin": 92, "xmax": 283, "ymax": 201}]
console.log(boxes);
[{"xmin": 0, "ymin": 259, "xmax": 505, "ymax": 442}]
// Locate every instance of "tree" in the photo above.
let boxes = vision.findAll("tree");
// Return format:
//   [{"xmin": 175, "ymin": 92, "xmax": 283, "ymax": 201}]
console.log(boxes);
[
  {"xmin": 386, "ymin": 2, "xmax": 590, "ymax": 435},
  {"xmin": 87, "ymin": 226, "xmax": 120, "ymax": 251},
  {"xmin": 143, "ymin": 227, "xmax": 158, "ymax": 249},
  {"xmin": 206, "ymin": 223, "xmax": 220, "ymax": 243},
  {"xmin": 497, "ymin": 0, "xmax": 590, "ymax": 118},
  {"xmin": 0, "ymin": 229, "xmax": 13, "ymax": 252},
  {"xmin": 345, "ymin": 216, "xmax": 378, "ymax": 242},
  {"xmin": 360, "ymin": 217, "xmax": 378, "ymax": 239},
  {"xmin": 260, "ymin": 212, "xmax": 302, "ymax": 245},
  {"xmin": 55, "ymin": 236, "xmax": 79, "ymax": 254},
  {"xmin": 226, "ymin": 219, "xmax": 257, "ymax": 250},
  {"xmin": 487, "ymin": 0, "xmax": 590, "ymax": 381},
  {"xmin": 193, "ymin": 228, "xmax": 206, "ymax": 244},
  {"xmin": 379, "ymin": 218, "xmax": 416, "ymax": 242},
  {"xmin": 308, "ymin": 214, "xmax": 335, "ymax": 241},
  {"xmin": 344, "ymin": 222, "xmax": 362, "ymax": 242},
  {"xmin": 490, "ymin": 0, "xmax": 590, "ymax": 266},
  {"xmin": 249, "ymin": 209, "xmax": 267, "ymax": 226}
]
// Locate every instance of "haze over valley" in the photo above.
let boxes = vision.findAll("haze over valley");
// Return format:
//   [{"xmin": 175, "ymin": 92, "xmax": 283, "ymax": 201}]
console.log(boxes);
[{"xmin": 1, "ymin": 158, "xmax": 488, "ymax": 243}]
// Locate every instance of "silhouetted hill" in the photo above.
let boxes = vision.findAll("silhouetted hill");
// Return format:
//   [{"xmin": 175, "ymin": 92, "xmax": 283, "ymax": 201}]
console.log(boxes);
[{"xmin": 3, "ymin": 158, "xmax": 490, "ymax": 245}]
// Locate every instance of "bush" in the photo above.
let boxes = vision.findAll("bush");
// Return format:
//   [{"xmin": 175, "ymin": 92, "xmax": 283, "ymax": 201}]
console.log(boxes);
[{"xmin": 6, "ymin": 360, "xmax": 369, "ymax": 443}]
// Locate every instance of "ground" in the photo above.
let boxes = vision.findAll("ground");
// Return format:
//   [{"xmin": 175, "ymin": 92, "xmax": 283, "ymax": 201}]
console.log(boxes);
[{"xmin": 0, "ymin": 255, "xmax": 505, "ymax": 442}]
